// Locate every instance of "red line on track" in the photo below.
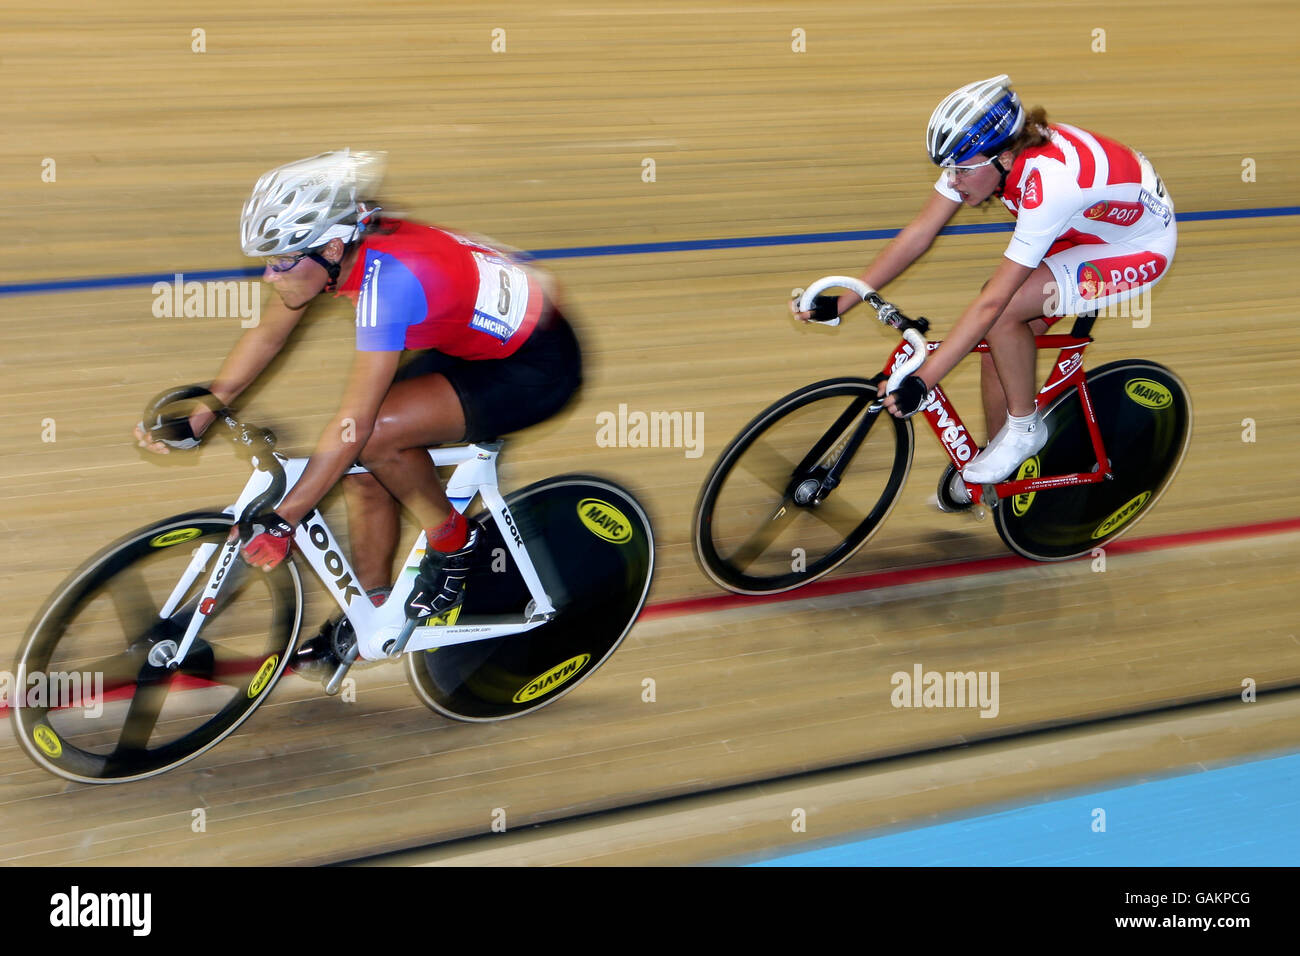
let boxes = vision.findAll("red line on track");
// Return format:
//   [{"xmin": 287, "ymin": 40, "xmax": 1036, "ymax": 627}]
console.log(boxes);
[{"xmin": 644, "ymin": 516, "xmax": 1300, "ymax": 621}]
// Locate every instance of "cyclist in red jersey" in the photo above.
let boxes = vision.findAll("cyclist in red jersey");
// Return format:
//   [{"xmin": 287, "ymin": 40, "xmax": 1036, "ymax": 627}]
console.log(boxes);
[
  {"xmin": 795, "ymin": 76, "xmax": 1175, "ymax": 506},
  {"xmin": 136, "ymin": 150, "xmax": 581, "ymax": 678}
]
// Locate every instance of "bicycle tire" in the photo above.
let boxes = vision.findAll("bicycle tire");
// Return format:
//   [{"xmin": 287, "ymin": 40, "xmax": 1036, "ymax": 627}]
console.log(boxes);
[
  {"xmin": 406, "ymin": 476, "xmax": 653, "ymax": 722},
  {"xmin": 12, "ymin": 512, "xmax": 303, "ymax": 784},
  {"xmin": 994, "ymin": 360, "xmax": 1192, "ymax": 561},
  {"xmin": 693, "ymin": 377, "xmax": 913, "ymax": 595}
]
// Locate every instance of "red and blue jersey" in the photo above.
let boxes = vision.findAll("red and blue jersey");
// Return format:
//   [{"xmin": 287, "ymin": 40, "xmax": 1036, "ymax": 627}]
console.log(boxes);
[{"xmin": 335, "ymin": 219, "xmax": 546, "ymax": 360}]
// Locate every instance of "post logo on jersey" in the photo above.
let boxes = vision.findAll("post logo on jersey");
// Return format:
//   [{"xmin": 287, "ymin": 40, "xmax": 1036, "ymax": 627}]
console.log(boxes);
[
  {"xmin": 1077, "ymin": 252, "xmax": 1168, "ymax": 300},
  {"xmin": 1082, "ymin": 200, "xmax": 1144, "ymax": 226},
  {"xmin": 1021, "ymin": 169, "xmax": 1044, "ymax": 209}
]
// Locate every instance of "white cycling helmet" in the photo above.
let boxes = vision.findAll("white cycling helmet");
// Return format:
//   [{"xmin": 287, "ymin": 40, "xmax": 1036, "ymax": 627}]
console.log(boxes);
[
  {"xmin": 239, "ymin": 149, "xmax": 386, "ymax": 257},
  {"xmin": 926, "ymin": 75, "xmax": 1025, "ymax": 167}
]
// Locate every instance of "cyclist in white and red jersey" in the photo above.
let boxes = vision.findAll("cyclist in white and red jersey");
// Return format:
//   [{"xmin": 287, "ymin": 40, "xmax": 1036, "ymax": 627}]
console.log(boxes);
[
  {"xmin": 797, "ymin": 75, "xmax": 1176, "ymax": 505},
  {"xmin": 135, "ymin": 150, "xmax": 581, "ymax": 679}
]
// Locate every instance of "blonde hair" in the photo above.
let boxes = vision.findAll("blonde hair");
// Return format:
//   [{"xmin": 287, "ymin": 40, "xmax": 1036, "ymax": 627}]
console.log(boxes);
[{"xmin": 1003, "ymin": 106, "xmax": 1051, "ymax": 156}]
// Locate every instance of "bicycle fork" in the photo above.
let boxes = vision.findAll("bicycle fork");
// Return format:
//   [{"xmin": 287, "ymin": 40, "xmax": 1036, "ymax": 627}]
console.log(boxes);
[{"xmin": 789, "ymin": 385, "xmax": 886, "ymax": 507}]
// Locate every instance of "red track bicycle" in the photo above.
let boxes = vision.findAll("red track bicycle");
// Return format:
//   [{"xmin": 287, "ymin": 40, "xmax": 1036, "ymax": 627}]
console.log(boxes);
[{"xmin": 693, "ymin": 276, "xmax": 1192, "ymax": 594}]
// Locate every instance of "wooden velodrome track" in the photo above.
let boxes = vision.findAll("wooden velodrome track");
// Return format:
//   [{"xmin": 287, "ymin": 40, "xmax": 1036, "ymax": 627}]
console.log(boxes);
[{"xmin": 2, "ymin": 1, "xmax": 1299, "ymax": 865}]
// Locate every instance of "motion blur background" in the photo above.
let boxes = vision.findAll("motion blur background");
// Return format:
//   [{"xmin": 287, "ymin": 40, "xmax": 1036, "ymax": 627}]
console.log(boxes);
[{"xmin": 2, "ymin": 0, "xmax": 1298, "ymax": 864}]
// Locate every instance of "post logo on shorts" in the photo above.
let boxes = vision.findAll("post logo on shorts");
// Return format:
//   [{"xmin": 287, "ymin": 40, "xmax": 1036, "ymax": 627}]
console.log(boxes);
[
  {"xmin": 578, "ymin": 499, "xmax": 634, "ymax": 544},
  {"xmin": 1092, "ymin": 491, "xmax": 1152, "ymax": 539},
  {"xmin": 1077, "ymin": 262, "xmax": 1105, "ymax": 300},
  {"xmin": 1082, "ymin": 200, "xmax": 1144, "ymax": 226},
  {"xmin": 513, "ymin": 654, "xmax": 591, "ymax": 704},
  {"xmin": 1077, "ymin": 252, "xmax": 1168, "ymax": 300},
  {"xmin": 1021, "ymin": 169, "xmax": 1043, "ymax": 209},
  {"xmin": 1124, "ymin": 379, "xmax": 1174, "ymax": 409}
]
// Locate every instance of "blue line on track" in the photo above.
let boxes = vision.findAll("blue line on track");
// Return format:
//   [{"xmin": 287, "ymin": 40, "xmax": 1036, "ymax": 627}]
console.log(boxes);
[
  {"xmin": 4, "ymin": 206, "xmax": 1297, "ymax": 298},
  {"xmin": 750, "ymin": 750, "xmax": 1300, "ymax": 866}
]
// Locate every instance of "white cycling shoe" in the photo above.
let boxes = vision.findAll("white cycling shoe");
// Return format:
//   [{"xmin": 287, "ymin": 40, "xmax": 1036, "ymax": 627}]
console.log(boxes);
[{"xmin": 961, "ymin": 411, "xmax": 1049, "ymax": 485}]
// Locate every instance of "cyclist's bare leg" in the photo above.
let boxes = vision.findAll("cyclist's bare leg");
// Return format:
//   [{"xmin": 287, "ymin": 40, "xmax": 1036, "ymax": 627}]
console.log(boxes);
[
  {"xmin": 353, "ymin": 373, "xmax": 468, "ymax": 574},
  {"xmin": 342, "ymin": 472, "xmax": 401, "ymax": 593},
  {"xmin": 980, "ymin": 264, "xmax": 1057, "ymax": 430}
]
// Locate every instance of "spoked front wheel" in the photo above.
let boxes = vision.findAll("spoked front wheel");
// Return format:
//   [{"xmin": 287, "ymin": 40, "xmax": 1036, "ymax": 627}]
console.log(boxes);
[
  {"xmin": 11, "ymin": 513, "xmax": 303, "ymax": 784},
  {"xmin": 406, "ymin": 476, "xmax": 654, "ymax": 721},
  {"xmin": 693, "ymin": 377, "xmax": 913, "ymax": 594},
  {"xmin": 994, "ymin": 360, "xmax": 1192, "ymax": 560}
]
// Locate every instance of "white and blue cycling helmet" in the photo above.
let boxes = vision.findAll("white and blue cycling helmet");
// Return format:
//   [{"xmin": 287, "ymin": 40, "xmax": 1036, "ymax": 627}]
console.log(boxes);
[{"xmin": 926, "ymin": 75, "xmax": 1026, "ymax": 166}]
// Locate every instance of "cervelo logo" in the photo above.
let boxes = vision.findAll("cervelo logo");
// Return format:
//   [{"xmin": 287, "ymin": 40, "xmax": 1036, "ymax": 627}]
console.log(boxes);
[
  {"xmin": 1021, "ymin": 168, "xmax": 1043, "ymax": 209},
  {"xmin": 923, "ymin": 395, "xmax": 976, "ymax": 463},
  {"xmin": 307, "ymin": 523, "xmax": 362, "ymax": 605},
  {"xmin": 1083, "ymin": 199, "xmax": 1144, "ymax": 226},
  {"xmin": 888, "ymin": 342, "xmax": 915, "ymax": 373},
  {"xmin": 887, "ymin": 345, "xmax": 976, "ymax": 462}
]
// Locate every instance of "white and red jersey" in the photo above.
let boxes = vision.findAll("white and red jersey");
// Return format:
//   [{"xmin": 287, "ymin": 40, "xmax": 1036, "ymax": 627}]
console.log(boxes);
[{"xmin": 935, "ymin": 123, "xmax": 1174, "ymax": 269}]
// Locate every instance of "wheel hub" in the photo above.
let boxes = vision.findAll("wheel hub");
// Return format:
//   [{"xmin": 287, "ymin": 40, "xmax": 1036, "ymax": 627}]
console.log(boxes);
[
  {"xmin": 147, "ymin": 640, "xmax": 179, "ymax": 667},
  {"xmin": 793, "ymin": 478, "xmax": 821, "ymax": 505}
]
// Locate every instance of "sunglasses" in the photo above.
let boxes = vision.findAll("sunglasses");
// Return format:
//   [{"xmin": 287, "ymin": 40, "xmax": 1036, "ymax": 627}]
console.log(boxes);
[
  {"xmin": 264, "ymin": 252, "xmax": 310, "ymax": 273},
  {"xmin": 943, "ymin": 156, "xmax": 1001, "ymax": 177}
]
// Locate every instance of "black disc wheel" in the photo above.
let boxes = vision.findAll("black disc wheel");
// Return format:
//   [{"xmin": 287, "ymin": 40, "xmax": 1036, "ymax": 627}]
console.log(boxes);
[
  {"xmin": 406, "ymin": 476, "xmax": 653, "ymax": 721},
  {"xmin": 12, "ymin": 513, "xmax": 302, "ymax": 783},
  {"xmin": 693, "ymin": 377, "xmax": 913, "ymax": 594},
  {"xmin": 994, "ymin": 361, "xmax": 1192, "ymax": 560}
]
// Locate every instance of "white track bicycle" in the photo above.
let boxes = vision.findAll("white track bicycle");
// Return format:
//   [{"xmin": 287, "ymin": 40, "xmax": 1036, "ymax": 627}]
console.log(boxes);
[{"xmin": 12, "ymin": 386, "xmax": 654, "ymax": 784}]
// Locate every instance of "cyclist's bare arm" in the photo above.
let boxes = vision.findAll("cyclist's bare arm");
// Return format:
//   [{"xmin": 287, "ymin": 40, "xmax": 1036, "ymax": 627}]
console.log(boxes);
[
  {"xmin": 135, "ymin": 295, "xmax": 309, "ymax": 453},
  {"xmin": 879, "ymin": 256, "xmax": 1033, "ymax": 417},
  {"xmin": 206, "ymin": 295, "xmax": 311, "ymax": 407},
  {"xmin": 794, "ymin": 191, "xmax": 960, "ymax": 320},
  {"xmin": 273, "ymin": 348, "xmax": 402, "ymax": 525}
]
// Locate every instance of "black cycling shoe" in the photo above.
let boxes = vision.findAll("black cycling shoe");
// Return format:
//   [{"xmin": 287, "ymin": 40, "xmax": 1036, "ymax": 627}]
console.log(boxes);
[
  {"xmin": 405, "ymin": 527, "xmax": 479, "ymax": 621},
  {"xmin": 290, "ymin": 617, "xmax": 350, "ymax": 684},
  {"xmin": 290, "ymin": 588, "xmax": 389, "ymax": 684}
]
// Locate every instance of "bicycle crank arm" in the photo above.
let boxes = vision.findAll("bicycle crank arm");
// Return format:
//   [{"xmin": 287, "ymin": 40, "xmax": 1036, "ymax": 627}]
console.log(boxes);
[{"xmin": 324, "ymin": 643, "xmax": 360, "ymax": 697}]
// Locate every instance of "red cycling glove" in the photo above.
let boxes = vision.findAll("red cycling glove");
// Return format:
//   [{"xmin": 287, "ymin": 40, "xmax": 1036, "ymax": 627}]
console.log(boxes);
[{"xmin": 242, "ymin": 512, "xmax": 294, "ymax": 570}]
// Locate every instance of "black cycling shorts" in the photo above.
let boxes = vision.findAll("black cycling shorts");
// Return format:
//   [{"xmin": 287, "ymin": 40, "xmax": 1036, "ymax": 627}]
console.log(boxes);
[{"xmin": 393, "ymin": 309, "xmax": 582, "ymax": 443}]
